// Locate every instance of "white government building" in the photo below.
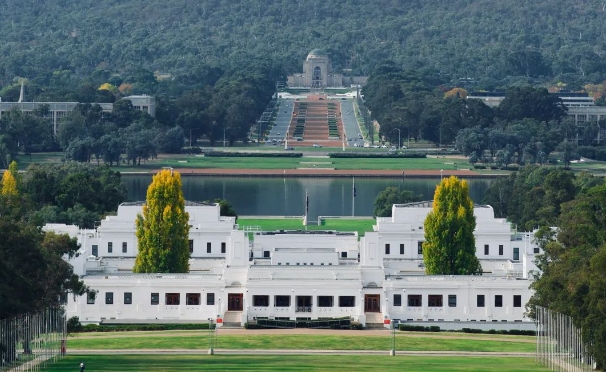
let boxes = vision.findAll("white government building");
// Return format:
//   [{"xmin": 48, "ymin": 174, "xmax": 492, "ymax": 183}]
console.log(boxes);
[{"xmin": 46, "ymin": 200, "xmax": 540, "ymax": 330}]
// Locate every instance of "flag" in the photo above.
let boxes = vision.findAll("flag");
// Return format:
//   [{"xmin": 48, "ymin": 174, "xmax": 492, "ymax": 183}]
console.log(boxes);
[
  {"xmin": 305, "ymin": 190, "xmax": 309, "ymax": 216},
  {"xmin": 353, "ymin": 178, "xmax": 356, "ymax": 197}
]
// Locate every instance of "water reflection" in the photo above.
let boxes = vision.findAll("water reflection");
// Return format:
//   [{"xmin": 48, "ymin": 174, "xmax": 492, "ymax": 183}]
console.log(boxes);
[{"xmin": 121, "ymin": 175, "xmax": 493, "ymax": 220}]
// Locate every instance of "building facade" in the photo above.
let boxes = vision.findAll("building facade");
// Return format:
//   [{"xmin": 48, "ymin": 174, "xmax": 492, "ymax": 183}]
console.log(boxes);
[
  {"xmin": 46, "ymin": 201, "xmax": 539, "ymax": 330},
  {"xmin": 0, "ymin": 95, "xmax": 155, "ymax": 134},
  {"xmin": 287, "ymin": 49, "xmax": 367, "ymax": 88}
]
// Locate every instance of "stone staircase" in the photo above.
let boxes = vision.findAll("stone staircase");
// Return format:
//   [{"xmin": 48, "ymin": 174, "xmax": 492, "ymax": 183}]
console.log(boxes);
[
  {"xmin": 365, "ymin": 312, "xmax": 386, "ymax": 329},
  {"xmin": 222, "ymin": 311, "xmax": 243, "ymax": 328}
]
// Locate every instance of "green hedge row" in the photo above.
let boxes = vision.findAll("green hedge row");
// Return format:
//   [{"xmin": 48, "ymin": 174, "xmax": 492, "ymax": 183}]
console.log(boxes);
[
  {"xmin": 473, "ymin": 164, "xmax": 520, "ymax": 171},
  {"xmin": 78, "ymin": 323, "xmax": 213, "ymax": 333},
  {"xmin": 398, "ymin": 324, "xmax": 535, "ymax": 336},
  {"xmin": 204, "ymin": 152, "xmax": 303, "ymax": 158},
  {"xmin": 330, "ymin": 153, "xmax": 427, "ymax": 159}
]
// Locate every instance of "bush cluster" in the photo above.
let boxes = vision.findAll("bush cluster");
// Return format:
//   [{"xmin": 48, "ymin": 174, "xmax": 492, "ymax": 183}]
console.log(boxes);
[
  {"xmin": 576, "ymin": 146, "xmax": 606, "ymax": 161},
  {"xmin": 78, "ymin": 323, "xmax": 213, "ymax": 333},
  {"xmin": 473, "ymin": 164, "xmax": 520, "ymax": 171},
  {"xmin": 329, "ymin": 152, "xmax": 427, "ymax": 159},
  {"xmin": 204, "ymin": 151, "xmax": 303, "ymax": 158},
  {"xmin": 399, "ymin": 325, "xmax": 441, "ymax": 332},
  {"xmin": 398, "ymin": 324, "xmax": 535, "ymax": 336},
  {"xmin": 181, "ymin": 147, "xmax": 203, "ymax": 154}
]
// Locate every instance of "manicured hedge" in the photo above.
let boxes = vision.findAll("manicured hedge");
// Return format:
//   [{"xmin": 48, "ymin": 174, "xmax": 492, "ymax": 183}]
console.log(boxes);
[
  {"xmin": 77, "ymin": 323, "xmax": 214, "ymax": 333},
  {"xmin": 398, "ymin": 325, "xmax": 535, "ymax": 336},
  {"xmin": 399, "ymin": 325, "xmax": 441, "ymax": 332},
  {"xmin": 330, "ymin": 152, "xmax": 427, "ymax": 159},
  {"xmin": 204, "ymin": 151, "xmax": 303, "ymax": 158}
]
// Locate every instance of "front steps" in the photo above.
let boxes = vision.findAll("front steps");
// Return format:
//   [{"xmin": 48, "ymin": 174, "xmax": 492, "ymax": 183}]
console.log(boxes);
[
  {"xmin": 222, "ymin": 311, "xmax": 243, "ymax": 328},
  {"xmin": 365, "ymin": 312, "xmax": 385, "ymax": 329}
]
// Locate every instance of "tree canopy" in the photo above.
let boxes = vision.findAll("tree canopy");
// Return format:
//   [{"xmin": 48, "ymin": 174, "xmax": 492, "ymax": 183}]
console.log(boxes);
[
  {"xmin": 373, "ymin": 186, "xmax": 422, "ymax": 217},
  {"xmin": 134, "ymin": 169, "xmax": 190, "ymax": 273},
  {"xmin": 423, "ymin": 176, "xmax": 482, "ymax": 275}
]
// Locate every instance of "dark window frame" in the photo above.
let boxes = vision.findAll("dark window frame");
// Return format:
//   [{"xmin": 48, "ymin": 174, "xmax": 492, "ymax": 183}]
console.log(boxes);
[
  {"xmin": 108, "ymin": 242, "xmax": 113, "ymax": 253},
  {"xmin": 484, "ymin": 244, "xmax": 489, "ymax": 255},
  {"xmin": 428, "ymin": 295, "xmax": 443, "ymax": 307},
  {"xmin": 189, "ymin": 240, "xmax": 194, "ymax": 254},
  {"xmin": 417, "ymin": 242, "xmax": 423, "ymax": 255},
  {"xmin": 400, "ymin": 244, "xmax": 405, "ymax": 255},
  {"xmin": 253, "ymin": 295, "xmax": 270, "ymax": 307},
  {"xmin": 448, "ymin": 295, "xmax": 457, "ymax": 307},
  {"xmin": 274, "ymin": 295, "xmax": 291, "ymax": 307},
  {"xmin": 393, "ymin": 294, "xmax": 402, "ymax": 306},
  {"xmin": 385, "ymin": 243, "xmax": 390, "ymax": 254},
  {"xmin": 408, "ymin": 295, "xmax": 422, "ymax": 307},
  {"xmin": 221, "ymin": 242, "xmax": 226, "ymax": 253},
  {"xmin": 87, "ymin": 292, "xmax": 96, "ymax": 305},
  {"xmin": 495, "ymin": 295, "xmax": 503, "ymax": 308},
  {"xmin": 477, "ymin": 295, "xmax": 485, "ymax": 307},
  {"xmin": 151, "ymin": 293, "xmax": 159, "ymax": 305},
  {"xmin": 186, "ymin": 293, "xmax": 201, "ymax": 305},
  {"xmin": 165, "ymin": 293, "xmax": 180, "ymax": 305},
  {"xmin": 124, "ymin": 292, "xmax": 132, "ymax": 305},
  {"xmin": 206, "ymin": 293, "xmax": 215, "ymax": 306},
  {"xmin": 92, "ymin": 245, "xmax": 98, "ymax": 257},
  {"xmin": 338, "ymin": 296, "xmax": 356, "ymax": 307},
  {"xmin": 122, "ymin": 242, "xmax": 127, "ymax": 253},
  {"xmin": 105, "ymin": 292, "xmax": 114, "ymax": 305},
  {"xmin": 317, "ymin": 296, "xmax": 334, "ymax": 307},
  {"xmin": 207, "ymin": 242, "xmax": 211, "ymax": 253},
  {"xmin": 498, "ymin": 244, "xmax": 504, "ymax": 256},
  {"xmin": 513, "ymin": 295, "xmax": 522, "ymax": 308}
]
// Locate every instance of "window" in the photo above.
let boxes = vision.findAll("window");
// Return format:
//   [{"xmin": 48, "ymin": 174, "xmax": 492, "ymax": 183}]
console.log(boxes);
[
  {"xmin": 484, "ymin": 244, "xmax": 489, "ymax": 255},
  {"xmin": 206, "ymin": 293, "xmax": 215, "ymax": 306},
  {"xmin": 385, "ymin": 244, "xmax": 390, "ymax": 254},
  {"xmin": 417, "ymin": 241, "xmax": 423, "ymax": 255},
  {"xmin": 499, "ymin": 245, "xmax": 503, "ymax": 256},
  {"xmin": 207, "ymin": 242, "xmax": 211, "ymax": 253},
  {"xmin": 477, "ymin": 295, "xmax": 485, "ymax": 307},
  {"xmin": 534, "ymin": 247, "xmax": 540, "ymax": 254},
  {"xmin": 448, "ymin": 295, "xmax": 457, "ymax": 307},
  {"xmin": 408, "ymin": 295, "xmax": 422, "ymax": 307},
  {"xmin": 151, "ymin": 293, "xmax": 159, "ymax": 305},
  {"xmin": 513, "ymin": 247, "xmax": 520, "ymax": 261},
  {"xmin": 428, "ymin": 295, "xmax": 443, "ymax": 307},
  {"xmin": 108, "ymin": 242, "xmax": 113, "ymax": 253},
  {"xmin": 165, "ymin": 293, "xmax": 180, "ymax": 305},
  {"xmin": 253, "ymin": 295, "xmax": 269, "ymax": 307},
  {"xmin": 513, "ymin": 295, "xmax": 522, "ymax": 308},
  {"xmin": 221, "ymin": 242, "xmax": 226, "ymax": 253},
  {"xmin": 263, "ymin": 251, "xmax": 270, "ymax": 258},
  {"xmin": 393, "ymin": 294, "xmax": 402, "ymax": 306},
  {"xmin": 105, "ymin": 292, "xmax": 114, "ymax": 305},
  {"xmin": 186, "ymin": 293, "xmax": 200, "ymax": 305},
  {"xmin": 189, "ymin": 240, "xmax": 193, "ymax": 254},
  {"xmin": 122, "ymin": 242, "xmax": 127, "ymax": 253},
  {"xmin": 341, "ymin": 251, "xmax": 347, "ymax": 258},
  {"xmin": 87, "ymin": 292, "xmax": 96, "ymax": 304},
  {"xmin": 124, "ymin": 292, "xmax": 132, "ymax": 305},
  {"xmin": 275, "ymin": 295, "xmax": 291, "ymax": 307},
  {"xmin": 92, "ymin": 245, "xmax": 98, "ymax": 257},
  {"xmin": 339, "ymin": 296, "xmax": 355, "ymax": 307},
  {"xmin": 317, "ymin": 296, "xmax": 334, "ymax": 307},
  {"xmin": 400, "ymin": 244, "xmax": 405, "ymax": 255},
  {"xmin": 495, "ymin": 295, "xmax": 503, "ymax": 307}
]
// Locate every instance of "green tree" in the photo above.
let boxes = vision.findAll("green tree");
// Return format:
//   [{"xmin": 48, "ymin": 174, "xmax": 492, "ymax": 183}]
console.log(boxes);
[
  {"xmin": 134, "ymin": 169, "xmax": 190, "ymax": 273},
  {"xmin": 373, "ymin": 187, "xmax": 423, "ymax": 217},
  {"xmin": 423, "ymin": 176, "xmax": 482, "ymax": 275}
]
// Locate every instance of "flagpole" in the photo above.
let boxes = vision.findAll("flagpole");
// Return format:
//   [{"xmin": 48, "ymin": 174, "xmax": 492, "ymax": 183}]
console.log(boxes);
[
  {"xmin": 304, "ymin": 189, "xmax": 308, "ymax": 228},
  {"xmin": 352, "ymin": 177, "xmax": 355, "ymax": 217}
]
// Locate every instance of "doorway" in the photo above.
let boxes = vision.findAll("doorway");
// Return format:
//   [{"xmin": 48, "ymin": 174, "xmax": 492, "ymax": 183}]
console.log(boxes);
[
  {"xmin": 228, "ymin": 293, "xmax": 243, "ymax": 311},
  {"xmin": 364, "ymin": 294, "xmax": 380, "ymax": 313}
]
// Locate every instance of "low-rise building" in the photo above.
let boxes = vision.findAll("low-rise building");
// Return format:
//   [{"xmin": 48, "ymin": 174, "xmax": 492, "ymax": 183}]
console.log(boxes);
[{"xmin": 46, "ymin": 200, "xmax": 539, "ymax": 330}]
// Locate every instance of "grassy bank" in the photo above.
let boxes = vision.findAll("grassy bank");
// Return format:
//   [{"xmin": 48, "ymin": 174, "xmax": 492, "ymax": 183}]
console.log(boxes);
[
  {"xmin": 67, "ymin": 334, "xmax": 535, "ymax": 353},
  {"xmin": 43, "ymin": 355, "xmax": 548, "ymax": 372}
]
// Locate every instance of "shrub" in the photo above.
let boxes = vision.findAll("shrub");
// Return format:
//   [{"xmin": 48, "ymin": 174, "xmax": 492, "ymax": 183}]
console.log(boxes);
[
  {"xmin": 181, "ymin": 147, "xmax": 202, "ymax": 154},
  {"xmin": 329, "ymin": 152, "xmax": 427, "ymax": 159},
  {"xmin": 461, "ymin": 328, "xmax": 483, "ymax": 333},
  {"xmin": 67, "ymin": 316, "xmax": 82, "ymax": 333},
  {"xmin": 204, "ymin": 151, "xmax": 302, "ymax": 158},
  {"xmin": 78, "ymin": 323, "xmax": 212, "ymax": 333},
  {"xmin": 350, "ymin": 321, "xmax": 364, "ymax": 330}
]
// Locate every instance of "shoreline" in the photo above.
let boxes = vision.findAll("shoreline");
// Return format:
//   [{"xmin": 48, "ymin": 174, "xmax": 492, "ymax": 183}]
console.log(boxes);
[{"xmin": 120, "ymin": 168, "xmax": 506, "ymax": 178}]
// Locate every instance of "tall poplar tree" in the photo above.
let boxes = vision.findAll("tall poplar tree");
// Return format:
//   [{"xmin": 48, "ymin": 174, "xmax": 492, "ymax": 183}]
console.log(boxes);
[
  {"xmin": 423, "ymin": 176, "xmax": 482, "ymax": 275},
  {"xmin": 1, "ymin": 160, "xmax": 19, "ymax": 195},
  {"xmin": 134, "ymin": 169, "xmax": 190, "ymax": 273}
]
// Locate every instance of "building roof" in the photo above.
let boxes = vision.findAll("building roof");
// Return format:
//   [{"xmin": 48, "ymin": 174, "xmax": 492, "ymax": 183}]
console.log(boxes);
[
  {"xmin": 394, "ymin": 200, "xmax": 492, "ymax": 209},
  {"xmin": 120, "ymin": 201, "xmax": 216, "ymax": 207},
  {"xmin": 307, "ymin": 49, "xmax": 327, "ymax": 59}
]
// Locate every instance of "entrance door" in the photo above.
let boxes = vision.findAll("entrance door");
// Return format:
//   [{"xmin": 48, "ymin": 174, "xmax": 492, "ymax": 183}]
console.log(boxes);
[
  {"xmin": 228, "ymin": 293, "xmax": 243, "ymax": 311},
  {"xmin": 364, "ymin": 294, "xmax": 380, "ymax": 313}
]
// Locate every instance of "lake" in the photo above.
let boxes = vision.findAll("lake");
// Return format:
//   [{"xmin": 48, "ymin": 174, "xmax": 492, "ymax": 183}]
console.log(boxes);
[{"xmin": 121, "ymin": 175, "xmax": 493, "ymax": 220}]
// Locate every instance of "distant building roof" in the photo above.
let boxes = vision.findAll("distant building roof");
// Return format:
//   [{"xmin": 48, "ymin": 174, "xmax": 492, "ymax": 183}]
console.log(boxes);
[{"xmin": 307, "ymin": 49, "xmax": 327, "ymax": 59}]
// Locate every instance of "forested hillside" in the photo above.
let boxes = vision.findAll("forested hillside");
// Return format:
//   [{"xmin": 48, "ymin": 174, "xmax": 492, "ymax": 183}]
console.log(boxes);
[{"xmin": 1, "ymin": 0, "xmax": 606, "ymax": 89}]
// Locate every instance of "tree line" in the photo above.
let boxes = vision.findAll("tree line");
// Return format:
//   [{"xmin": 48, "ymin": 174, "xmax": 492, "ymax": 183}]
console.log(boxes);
[
  {"xmin": 363, "ymin": 63, "xmax": 602, "ymax": 167},
  {"xmin": 0, "ymin": 65, "xmax": 276, "ymax": 167}
]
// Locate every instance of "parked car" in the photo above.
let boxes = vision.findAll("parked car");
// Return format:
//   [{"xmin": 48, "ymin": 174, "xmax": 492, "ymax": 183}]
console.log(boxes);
[
  {"xmin": 312, "ymin": 144, "xmax": 322, "ymax": 148},
  {"xmin": 284, "ymin": 147, "xmax": 294, "ymax": 150}
]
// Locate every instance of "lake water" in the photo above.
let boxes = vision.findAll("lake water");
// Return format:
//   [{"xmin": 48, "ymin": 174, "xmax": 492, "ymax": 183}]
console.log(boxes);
[{"xmin": 122, "ymin": 175, "xmax": 493, "ymax": 220}]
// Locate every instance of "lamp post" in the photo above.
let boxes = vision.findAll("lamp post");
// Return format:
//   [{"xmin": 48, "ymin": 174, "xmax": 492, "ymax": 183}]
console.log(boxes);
[
  {"xmin": 390, "ymin": 319, "xmax": 396, "ymax": 356},
  {"xmin": 223, "ymin": 127, "xmax": 226, "ymax": 148},
  {"xmin": 440, "ymin": 169, "xmax": 443, "ymax": 180},
  {"xmin": 208, "ymin": 318, "xmax": 214, "ymax": 355},
  {"xmin": 396, "ymin": 128, "xmax": 401, "ymax": 150}
]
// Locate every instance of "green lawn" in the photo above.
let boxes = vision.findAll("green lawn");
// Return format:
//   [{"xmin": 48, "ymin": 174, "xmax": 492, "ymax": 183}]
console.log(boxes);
[
  {"xmin": 43, "ymin": 355, "xmax": 549, "ymax": 372},
  {"xmin": 67, "ymin": 334, "xmax": 535, "ymax": 353},
  {"xmin": 238, "ymin": 218, "xmax": 375, "ymax": 237}
]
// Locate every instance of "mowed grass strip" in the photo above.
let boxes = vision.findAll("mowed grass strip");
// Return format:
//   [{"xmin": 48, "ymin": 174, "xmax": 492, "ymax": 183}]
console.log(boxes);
[
  {"xmin": 68, "ymin": 334, "xmax": 535, "ymax": 353},
  {"xmin": 43, "ymin": 355, "xmax": 549, "ymax": 372},
  {"xmin": 238, "ymin": 218, "xmax": 375, "ymax": 236}
]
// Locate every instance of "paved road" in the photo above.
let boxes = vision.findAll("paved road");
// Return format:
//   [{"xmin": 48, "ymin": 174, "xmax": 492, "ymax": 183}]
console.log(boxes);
[
  {"xmin": 266, "ymin": 99, "xmax": 293, "ymax": 147},
  {"xmin": 340, "ymin": 100, "xmax": 364, "ymax": 148},
  {"xmin": 67, "ymin": 348, "xmax": 535, "ymax": 357}
]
